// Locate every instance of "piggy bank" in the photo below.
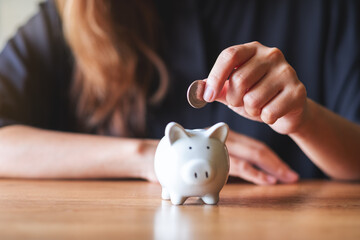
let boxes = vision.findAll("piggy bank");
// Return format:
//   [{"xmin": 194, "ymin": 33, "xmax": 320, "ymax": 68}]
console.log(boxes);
[{"xmin": 154, "ymin": 122, "xmax": 230, "ymax": 205}]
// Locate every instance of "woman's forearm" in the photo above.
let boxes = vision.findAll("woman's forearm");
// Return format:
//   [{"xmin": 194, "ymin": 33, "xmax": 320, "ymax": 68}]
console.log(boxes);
[
  {"xmin": 290, "ymin": 99, "xmax": 360, "ymax": 180},
  {"xmin": 0, "ymin": 125, "xmax": 157, "ymax": 179}
]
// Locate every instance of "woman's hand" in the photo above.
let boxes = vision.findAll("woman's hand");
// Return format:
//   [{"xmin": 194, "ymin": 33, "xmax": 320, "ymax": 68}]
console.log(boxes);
[
  {"xmin": 227, "ymin": 129, "xmax": 299, "ymax": 185},
  {"xmin": 203, "ymin": 41, "xmax": 308, "ymax": 135}
]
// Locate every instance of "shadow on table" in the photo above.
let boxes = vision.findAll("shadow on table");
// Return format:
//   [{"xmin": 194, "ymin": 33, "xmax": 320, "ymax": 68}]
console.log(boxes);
[{"xmin": 220, "ymin": 181, "xmax": 360, "ymax": 210}]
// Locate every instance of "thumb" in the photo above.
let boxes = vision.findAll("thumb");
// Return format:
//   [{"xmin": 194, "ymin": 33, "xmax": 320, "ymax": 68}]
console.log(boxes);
[{"xmin": 214, "ymin": 80, "xmax": 229, "ymax": 105}]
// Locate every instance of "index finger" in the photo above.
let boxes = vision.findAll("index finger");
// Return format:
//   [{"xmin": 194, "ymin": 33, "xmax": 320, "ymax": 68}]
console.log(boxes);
[{"xmin": 203, "ymin": 43, "xmax": 257, "ymax": 102}]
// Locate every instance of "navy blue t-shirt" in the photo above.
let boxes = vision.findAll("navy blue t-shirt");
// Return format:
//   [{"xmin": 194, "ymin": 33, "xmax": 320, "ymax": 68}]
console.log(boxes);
[{"xmin": 0, "ymin": 0, "xmax": 359, "ymax": 179}]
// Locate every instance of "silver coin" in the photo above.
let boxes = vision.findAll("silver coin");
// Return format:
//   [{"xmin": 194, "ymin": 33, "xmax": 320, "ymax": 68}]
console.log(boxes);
[{"xmin": 187, "ymin": 80, "xmax": 207, "ymax": 108}]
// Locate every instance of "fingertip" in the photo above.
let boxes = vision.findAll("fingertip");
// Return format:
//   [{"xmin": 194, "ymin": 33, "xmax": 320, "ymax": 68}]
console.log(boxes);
[
  {"xmin": 256, "ymin": 173, "xmax": 277, "ymax": 185},
  {"xmin": 266, "ymin": 175, "xmax": 277, "ymax": 184},
  {"xmin": 283, "ymin": 170, "xmax": 299, "ymax": 183},
  {"xmin": 204, "ymin": 74, "xmax": 226, "ymax": 102},
  {"xmin": 287, "ymin": 171, "xmax": 299, "ymax": 182},
  {"xmin": 203, "ymin": 85, "xmax": 215, "ymax": 102}
]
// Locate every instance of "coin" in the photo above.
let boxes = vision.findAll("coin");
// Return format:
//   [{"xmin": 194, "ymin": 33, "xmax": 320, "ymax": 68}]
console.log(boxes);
[{"xmin": 187, "ymin": 80, "xmax": 207, "ymax": 108}]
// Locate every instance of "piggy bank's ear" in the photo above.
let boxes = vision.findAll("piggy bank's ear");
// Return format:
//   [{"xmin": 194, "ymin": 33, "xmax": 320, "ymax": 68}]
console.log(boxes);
[
  {"xmin": 205, "ymin": 122, "xmax": 229, "ymax": 143},
  {"xmin": 165, "ymin": 122, "xmax": 189, "ymax": 145}
]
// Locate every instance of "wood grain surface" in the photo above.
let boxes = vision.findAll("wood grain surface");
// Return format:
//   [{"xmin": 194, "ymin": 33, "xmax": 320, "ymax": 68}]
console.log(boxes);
[{"xmin": 0, "ymin": 179, "xmax": 359, "ymax": 240}]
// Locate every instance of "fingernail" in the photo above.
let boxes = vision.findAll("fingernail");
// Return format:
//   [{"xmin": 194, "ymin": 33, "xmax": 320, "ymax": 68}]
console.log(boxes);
[
  {"xmin": 286, "ymin": 171, "xmax": 299, "ymax": 182},
  {"xmin": 267, "ymin": 175, "xmax": 277, "ymax": 184},
  {"xmin": 203, "ymin": 85, "xmax": 215, "ymax": 102}
]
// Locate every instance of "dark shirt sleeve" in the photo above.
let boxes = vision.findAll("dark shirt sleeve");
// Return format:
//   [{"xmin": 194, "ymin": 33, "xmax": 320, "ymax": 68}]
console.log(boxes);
[
  {"xmin": 0, "ymin": 0, "xmax": 70, "ymax": 129},
  {"xmin": 323, "ymin": 0, "xmax": 360, "ymax": 124}
]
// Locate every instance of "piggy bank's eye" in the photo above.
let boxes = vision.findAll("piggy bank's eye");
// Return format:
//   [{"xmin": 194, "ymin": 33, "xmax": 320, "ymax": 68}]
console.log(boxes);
[
  {"xmin": 189, "ymin": 146, "xmax": 192, "ymax": 150},
  {"xmin": 207, "ymin": 146, "xmax": 210, "ymax": 149}
]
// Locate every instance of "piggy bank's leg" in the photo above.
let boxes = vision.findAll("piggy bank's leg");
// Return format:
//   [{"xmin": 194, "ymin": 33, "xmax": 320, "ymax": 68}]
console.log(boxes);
[
  {"xmin": 170, "ymin": 194, "xmax": 187, "ymax": 205},
  {"xmin": 202, "ymin": 194, "xmax": 219, "ymax": 205},
  {"xmin": 161, "ymin": 188, "xmax": 170, "ymax": 200}
]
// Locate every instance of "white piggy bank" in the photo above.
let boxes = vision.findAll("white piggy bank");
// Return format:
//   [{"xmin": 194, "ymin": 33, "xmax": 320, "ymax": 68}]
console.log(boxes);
[{"xmin": 154, "ymin": 122, "xmax": 230, "ymax": 205}]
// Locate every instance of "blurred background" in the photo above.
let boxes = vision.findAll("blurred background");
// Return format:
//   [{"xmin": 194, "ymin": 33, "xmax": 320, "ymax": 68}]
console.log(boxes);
[{"xmin": 0, "ymin": 0, "xmax": 42, "ymax": 50}]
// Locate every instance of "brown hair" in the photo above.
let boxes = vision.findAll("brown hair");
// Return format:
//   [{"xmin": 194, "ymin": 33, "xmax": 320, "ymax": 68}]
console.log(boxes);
[{"xmin": 56, "ymin": 0, "xmax": 168, "ymax": 137}]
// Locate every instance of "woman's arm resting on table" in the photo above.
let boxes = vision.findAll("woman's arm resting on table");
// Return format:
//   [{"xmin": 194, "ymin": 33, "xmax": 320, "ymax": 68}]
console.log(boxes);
[
  {"xmin": 204, "ymin": 42, "xmax": 360, "ymax": 181},
  {"xmin": 289, "ymin": 99, "xmax": 360, "ymax": 180},
  {"xmin": 0, "ymin": 125, "xmax": 299, "ymax": 185},
  {"xmin": 0, "ymin": 125, "xmax": 158, "ymax": 181}
]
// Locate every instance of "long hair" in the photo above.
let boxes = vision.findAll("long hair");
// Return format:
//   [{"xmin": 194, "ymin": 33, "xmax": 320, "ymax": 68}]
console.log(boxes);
[{"xmin": 56, "ymin": 0, "xmax": 168, "ymax": 137}]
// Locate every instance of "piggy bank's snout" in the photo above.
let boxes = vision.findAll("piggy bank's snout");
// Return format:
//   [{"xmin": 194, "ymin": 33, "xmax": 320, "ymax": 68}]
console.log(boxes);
[{"xmin": 181, "ymin": 160, "xmax": 214, "ymax": 185}]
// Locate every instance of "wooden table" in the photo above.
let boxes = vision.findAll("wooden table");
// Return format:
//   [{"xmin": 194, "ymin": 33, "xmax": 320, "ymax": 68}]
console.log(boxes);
[{"xmin": 0, "ymin": 180, "xmax": 359, "ymax": 240}]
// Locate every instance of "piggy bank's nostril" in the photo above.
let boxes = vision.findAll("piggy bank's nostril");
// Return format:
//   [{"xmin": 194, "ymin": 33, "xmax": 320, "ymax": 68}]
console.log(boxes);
[{"xmin": 181, "ymin": 160, "xmax": 215, "ymax": 184}]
